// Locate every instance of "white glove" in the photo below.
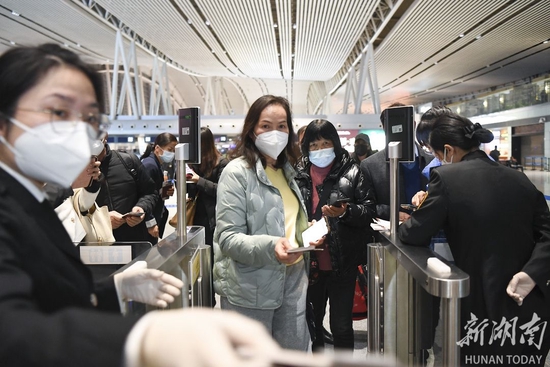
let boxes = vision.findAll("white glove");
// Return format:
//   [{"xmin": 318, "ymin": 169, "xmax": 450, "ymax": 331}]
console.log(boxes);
[
  {"xmin": 506, "ymin": 271, "xmax": 536, "ymax": 306},
  {"xmin": 114, "ymin": 261, "xmax": 183, "ymax": 309},
  {"xmin": 127, "ymin": 309, "xmax": 280, "ymax": 367}
]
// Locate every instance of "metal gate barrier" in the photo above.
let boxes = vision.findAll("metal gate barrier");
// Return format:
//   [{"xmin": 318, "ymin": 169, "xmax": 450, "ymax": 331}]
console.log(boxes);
[{"xmin": 112, "ymin": 226, "xmax": 212, "ymax": 313}]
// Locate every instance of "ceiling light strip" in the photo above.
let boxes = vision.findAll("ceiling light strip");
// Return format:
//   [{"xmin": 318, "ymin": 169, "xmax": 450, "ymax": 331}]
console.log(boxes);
[
  {"xmin": 197, "ymin": 0, "xmax": 244, "ymax": 74},
  {"xmin": 259, "ymin": 1, "xmax": 279, "ymax": 76},
  {"xmin": 276, "ymin": 0, "xmax": 292, "ymax": 78},
  {"xmin": 249, "ymin": 0, "xmax": 275, "ymax": 75}
]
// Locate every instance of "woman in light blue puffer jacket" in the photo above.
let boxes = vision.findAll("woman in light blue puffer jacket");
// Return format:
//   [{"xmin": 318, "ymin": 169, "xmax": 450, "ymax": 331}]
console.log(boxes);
[{"xmin": 213, "ymin": 95, "xmax": 321, "ymax": 351}]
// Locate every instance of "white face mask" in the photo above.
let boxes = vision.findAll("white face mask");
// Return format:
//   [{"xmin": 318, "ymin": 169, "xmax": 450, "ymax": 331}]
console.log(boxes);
[
  {"xmin": 309, "ymin": 147, "xmax": 335, "ymax": 168},
  {"xmin": 441, "ymin": 148, "xmax": 453, "ymax": 165},
  {"xmin": 254, "ymin": 130, "xmax": 288, "ymax": 160},
  {"xmin": 1, "ymin": 118, "xmax": 92, "ymax": 187},
  {"xmin": 160, "ymin": 149, "xmax": 175, "ymax": 163},
  {"xmin": 90, "ymin": 139, "xmax": 105, "ymax": 156}
]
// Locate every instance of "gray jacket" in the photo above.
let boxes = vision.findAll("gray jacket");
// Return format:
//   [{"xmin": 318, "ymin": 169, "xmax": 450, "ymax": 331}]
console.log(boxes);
[{"xmin": 213, "ymin": 157, "xmax": 309, "ymax": 309}]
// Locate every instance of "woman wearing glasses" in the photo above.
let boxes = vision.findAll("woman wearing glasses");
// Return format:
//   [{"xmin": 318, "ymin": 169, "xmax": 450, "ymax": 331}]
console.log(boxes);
[{"xmin": 0, "ymin": 44, "xmax": 278, "ymax": 367}]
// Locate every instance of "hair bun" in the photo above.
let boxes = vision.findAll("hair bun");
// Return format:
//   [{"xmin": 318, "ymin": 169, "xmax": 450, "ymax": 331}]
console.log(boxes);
[
  {"xmin": 464, "ymin": 123, "xmax": 482, "ymax": 139},
  {"xmin": 464, "ymin": 122, "xmax": 494, "ymax": 143}
]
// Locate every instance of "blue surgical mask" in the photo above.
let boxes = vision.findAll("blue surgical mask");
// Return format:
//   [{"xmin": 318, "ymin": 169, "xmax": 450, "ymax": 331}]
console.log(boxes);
[
  {"xmin": 160, "ymin": 149, "xmax": 175, "ymax": 163},
  {"xmin": 309, "ymin": 147, "xmax": 335, "ymax": 168}
]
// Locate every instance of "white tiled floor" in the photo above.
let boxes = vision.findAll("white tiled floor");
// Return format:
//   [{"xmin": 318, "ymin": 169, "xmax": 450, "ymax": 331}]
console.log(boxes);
[{"xmin": 523, "ymin": 169, "xmax": 550, "ymax": 203}]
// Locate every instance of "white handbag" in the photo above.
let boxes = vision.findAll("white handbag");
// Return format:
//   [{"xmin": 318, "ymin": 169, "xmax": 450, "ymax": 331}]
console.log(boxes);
[
  {"xmin": 72, "ymin": 188, "xmax": 116, "ymax": 244},
  {"xmin": 55, "ymin": 197, "xmax": 87, "ymax": 244}
]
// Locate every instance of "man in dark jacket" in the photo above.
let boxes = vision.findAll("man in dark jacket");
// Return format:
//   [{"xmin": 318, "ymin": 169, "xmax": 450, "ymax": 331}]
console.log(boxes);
[
  {"xmin": 489, "ymin": 145, "xmax": 500, "ymax": 162},
  {"xmin": 360, "ymin": 103, "xmax": 434, "ymax": 221},
  {"xmin": 350, "ymin": 133, "xmax": 376, "ymax": 164},
  {"xmin": 360, "ymin": 104, "xmax": 435, "ymax": 365},
  {"xmin": 96, "ymin": 142, "xmax": 159, "ymax": 243}
]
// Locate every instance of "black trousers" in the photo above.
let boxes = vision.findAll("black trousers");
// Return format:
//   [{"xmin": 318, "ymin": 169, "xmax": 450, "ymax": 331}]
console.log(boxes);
[{"xmin": 308, "ymin": 269, "xmax": 357, "ymax": 350}]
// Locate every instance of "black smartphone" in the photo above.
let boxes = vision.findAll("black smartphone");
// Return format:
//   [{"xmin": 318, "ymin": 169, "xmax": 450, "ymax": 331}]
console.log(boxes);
[
  {"xmin": 400, "ymin": 204, "xmax": 417, "ymax": 212},
  {"xmin": 329, "ymin": 197, "xmax": 350, "ymax": 208},
  {"xmin": 286, "ymin": 247, "xmax": 324, "ymax": 254},
  {"xmin": 122, "ymin": 212, "xmax": 143, "ymax": 218}
]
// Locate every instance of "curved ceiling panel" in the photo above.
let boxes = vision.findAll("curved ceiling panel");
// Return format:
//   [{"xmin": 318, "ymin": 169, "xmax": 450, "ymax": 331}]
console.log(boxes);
[{"xmin": 0, "ymin": 0, "xmax": 547, "ymax": 115}]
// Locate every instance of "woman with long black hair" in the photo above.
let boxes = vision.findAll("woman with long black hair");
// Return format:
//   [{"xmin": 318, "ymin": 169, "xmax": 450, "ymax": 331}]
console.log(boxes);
[{"xmin": 187, "ymin": 127, "xmax": 229, "ymax": 247}]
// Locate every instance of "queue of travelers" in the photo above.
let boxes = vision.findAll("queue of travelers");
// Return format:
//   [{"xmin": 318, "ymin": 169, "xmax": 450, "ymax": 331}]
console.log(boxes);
[
  {"xmin": 0, "ymin": 43, "xmax": 279, "ymax": 367},
  {"xmin": 0, "ymin": 42, "xmax": 548, "ymax": 367}
]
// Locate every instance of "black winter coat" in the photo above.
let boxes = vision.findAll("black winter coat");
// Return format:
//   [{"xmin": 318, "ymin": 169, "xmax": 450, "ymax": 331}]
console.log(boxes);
[
  {"xmin": 96, "ymin": 145, "xmax": 158, "ymax": 242},
  {"xmin": 295, "ymin": 150, "xmax": 376, "ymax": 275},
  {"xmin": 141, "ymin": 154, "xmax": 170, "ymax": 239}
]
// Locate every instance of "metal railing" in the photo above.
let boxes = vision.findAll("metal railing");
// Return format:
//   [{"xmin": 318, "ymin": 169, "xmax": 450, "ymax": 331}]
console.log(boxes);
[{"xmin": 524, "ymin": 156, "xmax": 545, "ymax": 171}]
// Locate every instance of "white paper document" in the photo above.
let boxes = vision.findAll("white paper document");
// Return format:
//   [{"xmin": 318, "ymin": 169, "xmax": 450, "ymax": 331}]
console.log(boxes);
[
  {"xmin": 370, "ymin": 218, "xmax": 402, "ymax": 231},
  {"xmin": 371, "ymin": 218, "xmax": 390, "ymax": 231},
  {"xmin": 300, "ymin": 217, "xmax": 328, "ymax": 248}
]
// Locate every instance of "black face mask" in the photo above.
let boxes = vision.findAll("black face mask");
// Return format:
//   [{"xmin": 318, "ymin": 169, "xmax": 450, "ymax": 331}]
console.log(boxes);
[{"xmin": 355, "ymin": 144, "xmax": 368, "ymax": 156}]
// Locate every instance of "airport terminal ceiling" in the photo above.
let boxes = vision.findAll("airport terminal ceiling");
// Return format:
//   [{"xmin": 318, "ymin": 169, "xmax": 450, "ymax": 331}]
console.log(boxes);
[{"xmin": 0, "ymin": 0, "xmax": 549, "ymax": 117}]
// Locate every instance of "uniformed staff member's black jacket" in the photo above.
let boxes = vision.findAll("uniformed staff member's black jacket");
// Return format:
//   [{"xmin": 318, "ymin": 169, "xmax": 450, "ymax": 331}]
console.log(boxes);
[
  {"xmin": 399, "ymin": 150, "xmax": 550, "ymax": 364},
  {"xmin": 0, "ymin": 168, "xmax": 138, "ymax": 367}
]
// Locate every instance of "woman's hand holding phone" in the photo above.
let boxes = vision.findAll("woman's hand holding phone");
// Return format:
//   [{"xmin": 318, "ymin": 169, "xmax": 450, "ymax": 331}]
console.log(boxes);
[
  {"xmin": 411, "ymin": 191, "xmax": 427, "ymax": 207},
  {"xmin": 322, "ymin": 197, "xmax": 349, "ymax": 217},
  {"xmin": 275, "ymin": 238, "xmax": 302, "ymax": 264}
]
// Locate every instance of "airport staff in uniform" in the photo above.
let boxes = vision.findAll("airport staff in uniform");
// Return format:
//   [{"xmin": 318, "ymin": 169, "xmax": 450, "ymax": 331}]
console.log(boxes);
[
  {"xmin": 399, "ymin": 113, "xmax": 550, "ymax": 366},
  {"xmin": 0, "ymin": 43, "xmax": 279, "ymax": 367}
]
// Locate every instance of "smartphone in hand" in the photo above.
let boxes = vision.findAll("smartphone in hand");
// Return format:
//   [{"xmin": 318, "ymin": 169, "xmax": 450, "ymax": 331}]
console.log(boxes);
[
  {"xmin": 161, "ymin": 179, "xmax": 175, "ymax": 199},
  {"xmin": 122, "ymin": 212, "xmax": 143, "ymax": 218},
  {"xmin": 185, "ymin": 165, "xmax": 195, "ymax": 180},
  {"xmin": 287, "ymin": 247, "xmax": 324, "ymax": 254},
  {"xmin": 329, "ymin": 197, "xmax": 350, "ymax": 208},
  {"xmin": 400, "ymin": 204, "xmax": 417, "ymax": 212}
]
